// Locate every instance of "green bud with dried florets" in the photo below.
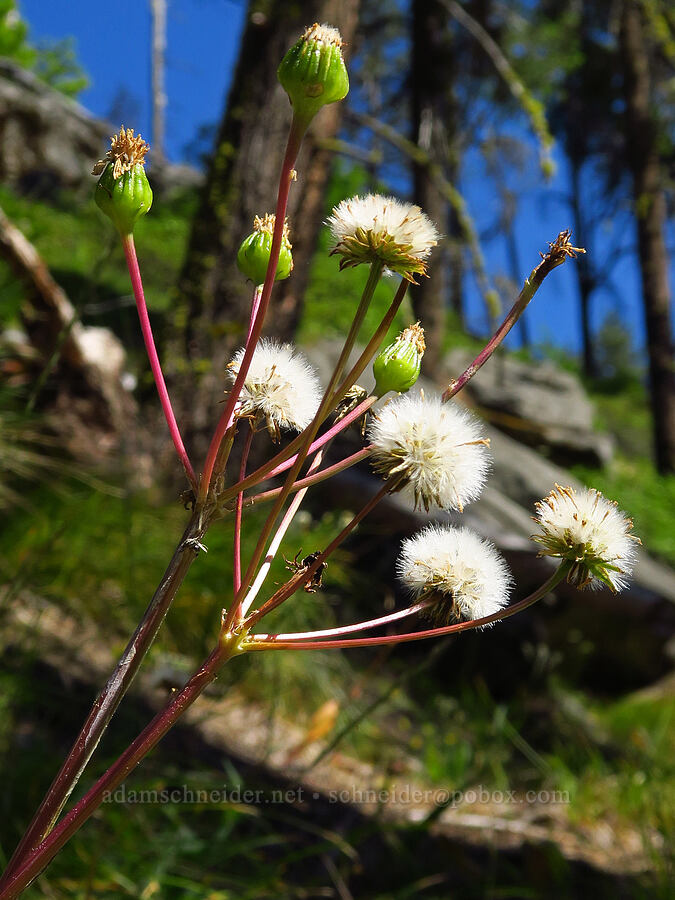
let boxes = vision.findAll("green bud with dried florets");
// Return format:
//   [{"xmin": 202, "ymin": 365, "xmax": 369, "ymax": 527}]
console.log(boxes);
[
  {"xmin": 373, "ymin": 323, "xmax": 425, "ymax": 397},
  {"xmin": 277, "ymin": 23, "xmax": 349, "ymax": 127},
  {"xmin": 93, "ymin": 127, "xmax": 153, "ymax": 236},
  {"xmin": 237, "ymin": 214, "xmax": 293, "ymax": 286}
]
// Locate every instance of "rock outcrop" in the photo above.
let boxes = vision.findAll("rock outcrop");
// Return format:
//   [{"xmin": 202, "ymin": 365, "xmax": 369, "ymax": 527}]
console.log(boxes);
[
  {"xmin": 445, "ymin": 348, "xmax": 614, "ymax": 467},
  {"xmin": 0, "ymin": 59, "xmax": 202, "ymax": 196}
]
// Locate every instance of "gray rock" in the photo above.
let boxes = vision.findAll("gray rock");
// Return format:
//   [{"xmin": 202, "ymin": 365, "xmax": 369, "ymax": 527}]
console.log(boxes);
[
  {"xmin": 445, "ymin": 349, "xmax": 614, "ymax": 467},
  {"xmin": 0, "ymin": 59, "xmax": 203, "ymax": 196}
]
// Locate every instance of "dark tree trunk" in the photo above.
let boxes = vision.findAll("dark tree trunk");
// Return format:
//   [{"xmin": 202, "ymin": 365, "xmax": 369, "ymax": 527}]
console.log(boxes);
[
  {"xmin": 171, "ymin": 0, "xmax": 359, "ymax": 451},
  {"xmin": 619, "ymin": 1, "xmax": 675, "ymax": 473},
  {"xmin": 410, "ymin": 0, "xmax": 450, "ymax": 382},
  {"xmin": 569, "ymin": 161, "xmax": 597, "ymax": 378}
]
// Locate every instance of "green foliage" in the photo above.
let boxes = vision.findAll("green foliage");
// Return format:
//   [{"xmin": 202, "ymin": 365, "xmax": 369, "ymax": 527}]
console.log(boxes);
[
  {"xmin": 32, "ymin": 37, "xmax": 88, "ymax": 97},
  {"xmin": 0, "ymin": 0, "xmax": 34, "ymax": 67},
  {"xmin": 0, "ymin": 183, "xmax": 194, "ymax": 345},
  {"xmin": 593, "ymin": 311, "xmax": 644, "ymax": 390},
  {"xmin": 0, "ymin": 2, "xmax": 87, "ymax": 97}
]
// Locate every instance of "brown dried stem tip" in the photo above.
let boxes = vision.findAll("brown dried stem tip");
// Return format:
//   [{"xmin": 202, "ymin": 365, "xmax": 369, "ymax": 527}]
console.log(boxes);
[
  {"xmin": 92, "ymin": 126, "xmax": 150, "ymax": 179},
  {"xmin": 540, "ymin": 229, "xmax": 585, "ymax": 266}
]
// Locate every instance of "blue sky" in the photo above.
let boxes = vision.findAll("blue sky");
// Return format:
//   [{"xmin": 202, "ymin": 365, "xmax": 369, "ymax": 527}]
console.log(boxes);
[
  {"xmin": 19, "ymin": 0, "xmax": 246, "ymax": 161},
  {"xmin": 17, "ymin": 0, "xmax": 669, "ymax": 357}
]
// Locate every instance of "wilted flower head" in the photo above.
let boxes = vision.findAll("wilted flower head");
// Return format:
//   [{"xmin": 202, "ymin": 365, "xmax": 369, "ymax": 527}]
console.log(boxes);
[
  {"xmin": 327, "ymin": 194, "xmax": 439, "ymax": 281},
  {"xmin": 92, "ymin": 126, "xmax": 150, "ymax": 179},
  {"xmin": 93, "ymin": 127, "xmax": 152, "ymax": 235},
  {"xmin": 368, "ymin": 393, "xmax": 490, "ymax": 511},
  {"xmin": 532, "ymin": 484, "xmax": 639, "ymax": 591},
  {"xmin": 397, "ymin": 525, "xmax": 512, "ymax": 624},
  {"xmin": 228, "ymin": 339, "xmax": 321, "ymax": 440},
  {"xmin": 237, "ymin": 214, "xmax": 293, "ymax": 285}
]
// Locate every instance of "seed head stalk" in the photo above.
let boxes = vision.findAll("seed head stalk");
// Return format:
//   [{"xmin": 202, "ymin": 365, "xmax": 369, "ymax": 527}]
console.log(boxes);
[
  {"xmin": 254, "ymin": 598, "xmax": 435, "ymax": 642},
  {"xmin": 235, "ymin": 449, "xmax": 326, "ymax": 623},
  {"xmin": 443, "ymin": 231, "xmax": 584, "ymax": 401},
  {"xmin": 121, "ymin": 234, "xmax": 196, "ymax": 489},
  {"xmin": 198, "ymin": 118, "xmax": 306, "ymax": 504},
  {"xmin": 231, "ymin": 260, "xmax": 385, "ymax": 609},
  {"xmin": 246, "ymin": 565, "xmax": 569, "ymax": 650},
  {"xmin": 233, "ymin": 424, "xmax": 254, "ymax": 593},
  {"xmin": 215, "ymin": 277, "xmax": 408, "ymax": 507}
]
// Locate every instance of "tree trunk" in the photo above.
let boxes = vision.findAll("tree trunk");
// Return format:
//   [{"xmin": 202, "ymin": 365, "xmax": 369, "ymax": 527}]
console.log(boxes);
[
  {"xmin": 171, "ymin": 0, "xmax": 359, "ymax": 451},
  {"xmin": 619, "ymin": 1, "xmax": 675, "ymax": 473},
  {"xmin": 410, "ymin": 0, "xmax": 450, "ymax": 382},
  {"xmin": 150, "ymin": 0, "xmax": 167, "ymax": 167},
  {"xmin": 569, "ymin": 161, "xmax": 597, "ymax": 378}
]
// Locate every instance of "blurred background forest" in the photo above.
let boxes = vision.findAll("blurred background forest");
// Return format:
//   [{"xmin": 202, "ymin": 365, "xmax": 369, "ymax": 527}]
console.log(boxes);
[{"xmin": 0, "ymin": 0, "xmax": 674, "ymax": 897}]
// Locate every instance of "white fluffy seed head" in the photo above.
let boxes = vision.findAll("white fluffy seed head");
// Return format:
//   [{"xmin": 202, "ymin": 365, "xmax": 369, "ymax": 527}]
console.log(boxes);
[
  {"xmin": 326, "ymin": 194, "xmax": 439, "ymax": 281},
  {"xmin": 532, "ymin": 484, "xmax": 639, "ymax": 592},
  {"xmin": 227, "ymin": 339, "xmax": 321, "ymax": 438},
  {"xmin": 397, "ymin": 525, "xmax": 512, "ymax": 624},
  {"xmin": 368, "ymin": 393, "xmax": 490, "ymax": 511}
]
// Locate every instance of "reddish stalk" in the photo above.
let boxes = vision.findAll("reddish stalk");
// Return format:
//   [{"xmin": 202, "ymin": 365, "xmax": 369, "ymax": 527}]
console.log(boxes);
[
  {"xmin": 0, "ymin": 510, "xmax": 205, "ymax": 887},
  {"xmin": 0, "ymin": 637, "xmax": 241, "ymax": 900},
  {"xmin": 253, "ymin": 598, "xmax": 435, "ymax": 642},
  {"xmin": 198, "ymin": 119, "xmax": 305, "ymax": 503},
  {"xmin": 244, "ymin": 446, "xmax": 373, "ymax": 508},
  {"xmin": 264, "ymin": 396, "xmax": 376, "ymax": 481},
  {"xmin": 243, "ymin": 480, "xmax": 395, "ymax": 631},
  {"xmin": 233, "ymin": 425, "xmax": 254, "ymax": 593},
  {"xmin": 237, "ymin": 449, "xmax": 325, "ymax": 622},
  {"xmin": 121, "ymin": 234, "xmax": 196, "ymax": 489},
  {"xmin": 442, "ymin": 231, "xmax": 584, "ymax": 401},
  {"xmin": 246, "ymin": 567, "xmax": 567, "ymax": 651}
]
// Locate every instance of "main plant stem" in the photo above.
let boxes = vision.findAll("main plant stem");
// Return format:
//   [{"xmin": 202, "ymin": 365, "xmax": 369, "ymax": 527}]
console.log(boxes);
[
  {"xmin": 0, "ymin": 637, "xmax": 241, "ymax": 900},
  {"xmin": 0, "ymin": 511, "xmax": 206, "ymax": 885},
  {"xmin": 198, "ymin": 119, "xmax": 305, "ymax": 503}
]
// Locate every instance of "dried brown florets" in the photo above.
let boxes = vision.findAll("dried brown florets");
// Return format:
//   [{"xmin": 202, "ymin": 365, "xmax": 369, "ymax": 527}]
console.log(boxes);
[
  {"xmin": 92, "ymin": 127, "xmax": 150, "ymax": 179},
  {"xmin": 401, "ymin": 322, "xmax": 426, "ymax": 355}
]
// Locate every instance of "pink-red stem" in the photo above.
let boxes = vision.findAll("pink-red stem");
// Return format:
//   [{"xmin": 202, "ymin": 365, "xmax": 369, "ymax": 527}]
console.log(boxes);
[
  {"xmin": 121, "ymin": 234, "xmax": 196, "ymax": 488},
  {"xmin": 246, "ymin": 446, "xmax": 373, "ymax": 507},
  {"xmin": 0, "ymin": 639, "xmax": 238, "ymax": 900},
  {"xmin": 198, "ymin": 120, "xmax": 305, "ymax": 503},
  {"xmin": 246, "ymin": 568, "xmax": 566, "ymax": 651},
  {"xmin": 265, "ymin": 396, "xmax": 376, "ymax": 481},
  {"xmin": 253, "ymin": 598, "xmax": 434, "ymax": 643}
]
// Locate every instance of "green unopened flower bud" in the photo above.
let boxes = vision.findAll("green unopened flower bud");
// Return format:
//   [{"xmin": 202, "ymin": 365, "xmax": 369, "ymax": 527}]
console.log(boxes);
[
  {"xmin": 278, "ymin": 23, "xmax": 349, "ymax": 127},
  {"xmin": 373, "ymin": 323, "xmax": 425, "ymax": 397},
  {"xmin": 237, "ymin": 214, "xmax": 293, "ymax": 285},
  {"xmin": 93, "ymin": 127, "xmax": 153, "ymax": 235}
]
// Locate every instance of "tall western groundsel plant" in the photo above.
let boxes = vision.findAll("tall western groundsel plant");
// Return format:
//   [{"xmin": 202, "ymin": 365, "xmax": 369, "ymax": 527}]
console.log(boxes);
[{"xmin": 0, "ymin": 23, "xmax": 639, "ymax": 898}]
